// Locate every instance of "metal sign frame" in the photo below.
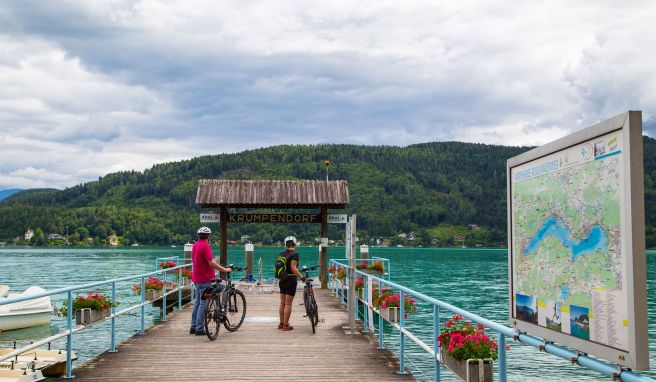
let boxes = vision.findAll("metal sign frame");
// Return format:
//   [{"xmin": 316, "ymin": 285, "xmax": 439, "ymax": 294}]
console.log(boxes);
[{"xmin": 506, "ymin": 111, "xmax": 648, "ymax": 369}]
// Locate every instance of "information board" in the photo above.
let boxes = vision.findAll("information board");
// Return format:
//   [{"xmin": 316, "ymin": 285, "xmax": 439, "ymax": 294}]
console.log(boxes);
[{"xmin": 507, "ymin": 111, "xmax": 649, "ymax": 369}]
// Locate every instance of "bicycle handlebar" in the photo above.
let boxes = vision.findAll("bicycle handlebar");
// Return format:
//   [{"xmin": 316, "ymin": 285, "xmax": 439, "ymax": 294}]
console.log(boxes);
[
  {"xmin": 227, "ymin": 264, "xmax": 247, "ymax": 272},
  {"xmin": 301, "ymin": 265, "xmax": 320, "ymax": 271}
]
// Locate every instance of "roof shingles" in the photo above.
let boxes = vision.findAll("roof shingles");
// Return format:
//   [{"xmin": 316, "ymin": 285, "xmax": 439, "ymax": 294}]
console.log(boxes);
[{"xmin": 196, "ymin": 179, "xmax": 349, "ymax": 208}]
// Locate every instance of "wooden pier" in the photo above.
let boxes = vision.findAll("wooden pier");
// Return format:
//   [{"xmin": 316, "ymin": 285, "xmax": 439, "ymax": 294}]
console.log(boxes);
[{"xmin": 58, "ymin": 287, "xmax": 413, "ymax": 381}]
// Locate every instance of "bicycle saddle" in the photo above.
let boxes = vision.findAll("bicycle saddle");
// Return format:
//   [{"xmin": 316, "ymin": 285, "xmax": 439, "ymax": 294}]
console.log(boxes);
[{"xmin": 210, "ymin": 278, "xmax": 224, "ymax": 283}]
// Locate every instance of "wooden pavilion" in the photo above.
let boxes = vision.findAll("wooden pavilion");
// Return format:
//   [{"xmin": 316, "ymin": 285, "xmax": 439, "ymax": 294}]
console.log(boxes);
[{"xmin": 195, "ymin": 179, "xmax": 350, "ymax": 288}]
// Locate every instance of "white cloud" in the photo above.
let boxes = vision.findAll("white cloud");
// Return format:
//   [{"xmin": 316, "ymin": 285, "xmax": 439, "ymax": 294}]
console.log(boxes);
[{"xmin": 0, "ymin": 0, "xmax": 655, "ymax": 189}]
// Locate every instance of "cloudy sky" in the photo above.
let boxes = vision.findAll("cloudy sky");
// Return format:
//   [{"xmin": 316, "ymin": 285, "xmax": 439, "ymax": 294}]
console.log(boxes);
[{"xmin": 0, "ymin": 1, "xmax": 654, "ymax": 190}]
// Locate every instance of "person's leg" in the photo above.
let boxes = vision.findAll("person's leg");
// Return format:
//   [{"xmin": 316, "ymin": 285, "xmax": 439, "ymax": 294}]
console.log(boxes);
[
  {"xmin": 279, "ymin": 293, "xmax": 286, "ymax": 328},
  {"xmin": 283, "ymin": 294, "xmax": 294, "ymax": 326},
  {"xmin": 190, "ymin": 283, "xmax": 201, "ymax": 333},
  {"xmin": 195, "ymin": 282, "xmax": 210, "ymax": 332}
]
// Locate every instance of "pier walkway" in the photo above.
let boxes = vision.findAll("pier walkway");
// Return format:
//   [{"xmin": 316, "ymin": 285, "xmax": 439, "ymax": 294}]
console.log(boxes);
[{"xmin": 58, "ymin": 287, "xmax": 413, "ymax": 381}]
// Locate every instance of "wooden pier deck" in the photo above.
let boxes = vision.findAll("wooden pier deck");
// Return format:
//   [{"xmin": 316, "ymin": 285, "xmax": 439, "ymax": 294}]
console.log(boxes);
[{"xmin": 59, "ymin": 288, "xmax": 414, "ymax": 381}]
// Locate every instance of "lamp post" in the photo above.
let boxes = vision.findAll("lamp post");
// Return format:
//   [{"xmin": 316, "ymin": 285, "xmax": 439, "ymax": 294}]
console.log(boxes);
[{"xmin": 324, "ymin": 160, "xmax": 330, "ymax": 181}]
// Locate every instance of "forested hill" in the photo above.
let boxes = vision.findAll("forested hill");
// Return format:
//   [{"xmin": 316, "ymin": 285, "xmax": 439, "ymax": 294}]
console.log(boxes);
[{"xmin": 1, "ymin": 137, "xmax": 655, "ymax": 248}]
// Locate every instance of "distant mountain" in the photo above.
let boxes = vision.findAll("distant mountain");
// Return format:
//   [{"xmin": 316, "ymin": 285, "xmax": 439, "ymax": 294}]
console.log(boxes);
[
  {"xmin": 0, "ymin": 137, "xmax": 654, "ymax": 247},
  {"xmin": 2, "ymin": 188, "xmax": 59, "ymax": 204},
  {"xmin": 0, "ymin": 189, "xmax": 22, "ymax": 202}
]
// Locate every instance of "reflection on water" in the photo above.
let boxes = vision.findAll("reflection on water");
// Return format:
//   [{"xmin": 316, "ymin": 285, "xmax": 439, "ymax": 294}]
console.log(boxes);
[{"xmin": 1, "ymin": 247, "xmax": 654, "ymax": 382}]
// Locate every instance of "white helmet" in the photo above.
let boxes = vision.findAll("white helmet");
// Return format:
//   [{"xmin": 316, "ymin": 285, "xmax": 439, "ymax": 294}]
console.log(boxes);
[
  {"xmin": 197, "ymin": 226, "xmax": 212, "ymax": 234},
  {"xmin": 284, "ymin": 236, "xmax": 298, "ymax": 246}
]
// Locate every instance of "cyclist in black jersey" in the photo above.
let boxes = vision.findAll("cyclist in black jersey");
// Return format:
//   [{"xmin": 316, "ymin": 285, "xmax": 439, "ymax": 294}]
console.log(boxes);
[{"xmin": 278, "ymin": 236, "xmax": 306, "ymax": 331}]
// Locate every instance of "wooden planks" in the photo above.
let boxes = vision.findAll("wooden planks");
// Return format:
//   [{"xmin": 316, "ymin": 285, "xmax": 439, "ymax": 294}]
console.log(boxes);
[{"xmin": 57, "ymin": 288, "xmax": 413, "ymax": 381}]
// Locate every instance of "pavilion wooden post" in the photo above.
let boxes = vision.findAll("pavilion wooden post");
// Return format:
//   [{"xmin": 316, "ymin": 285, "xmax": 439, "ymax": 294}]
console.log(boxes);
[
  {"xmin": 320, "ymin": 206, "xmax": 328, "ymax": 289},
  {"xmin": 220, "ymin": 206, "xmax": 228, "ymax": 278}
]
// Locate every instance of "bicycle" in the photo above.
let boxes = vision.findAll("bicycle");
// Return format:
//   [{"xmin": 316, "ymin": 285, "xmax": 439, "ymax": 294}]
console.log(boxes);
[
  {"xmin": 301, "ymin": 265, "xmax": 320, "ymax": 333},
  {"xmin": 203, "ymin": 265, "xmax": 247, "ymax": 341}
]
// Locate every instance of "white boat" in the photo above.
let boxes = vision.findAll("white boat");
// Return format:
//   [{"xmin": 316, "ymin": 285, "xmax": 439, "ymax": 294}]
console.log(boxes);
[
  {"xmin": 0, "ymin": 348, "xmax": 76, "ymax": 378},
  {"xmin": 0, "ymin": 286, "xmax": 52, "ymax": 332},
  {"xmin": 0, "ymin": 369, "xmax": 44, "ymax": 382}
]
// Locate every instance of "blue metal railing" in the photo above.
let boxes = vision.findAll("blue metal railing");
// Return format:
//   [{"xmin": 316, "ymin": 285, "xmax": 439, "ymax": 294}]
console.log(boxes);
[
  {"xmin": 0, "ymin": 264, "xmax": 193, "ymax": 378},
  {"xmin": 329, "ymin": 259, "xmax": 655, "ymax": 382}
]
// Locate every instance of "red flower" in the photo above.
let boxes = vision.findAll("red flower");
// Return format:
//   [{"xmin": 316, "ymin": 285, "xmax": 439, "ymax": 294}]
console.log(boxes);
[{"xmin": 438, "ymin": 315, "xmax": 501, "ymax": 361}]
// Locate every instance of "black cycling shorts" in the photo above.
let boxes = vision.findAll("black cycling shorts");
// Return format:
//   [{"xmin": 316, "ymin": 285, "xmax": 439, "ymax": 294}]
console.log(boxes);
[{"xmin": 279, "ymin": 277, "xmax": 298, "ymax": 296}]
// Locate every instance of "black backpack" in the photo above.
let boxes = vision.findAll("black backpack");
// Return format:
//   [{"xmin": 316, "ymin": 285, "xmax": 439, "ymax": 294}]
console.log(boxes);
[{"xmin": 274, "ymin": 253, "xmax": 289, "ymax": 280}]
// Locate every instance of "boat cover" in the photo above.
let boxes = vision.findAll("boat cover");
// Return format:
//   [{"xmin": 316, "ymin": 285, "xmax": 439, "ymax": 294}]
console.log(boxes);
[{"xmin": 0, "ymin": 286, "xmax": 51, "ymax": 312}]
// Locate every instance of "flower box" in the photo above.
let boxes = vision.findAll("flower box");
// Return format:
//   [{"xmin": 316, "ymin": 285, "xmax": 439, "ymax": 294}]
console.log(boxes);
[
  {"xmin": 146, "ymin": 289, "xmax": 164, "ymax": 301},
  {"xmin": 75, "ymin": 307, "xmax": 110, "ymax": 325},
  {"xmin": 441, "ymin": 349, "xmax": 493, "ymax": 382},
  {"xmin": 380, "ymin": 306, "xmax": 400, "ymax": 323},
  {"xmin": 361, "ymin": 269, "xmax": 384, "ymax": 276}
]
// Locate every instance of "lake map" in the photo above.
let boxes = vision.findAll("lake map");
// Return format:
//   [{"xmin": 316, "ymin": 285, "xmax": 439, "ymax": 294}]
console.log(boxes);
[{"xmin": 511, "ymin": 131, "xmax": 627, "ymax": 350}]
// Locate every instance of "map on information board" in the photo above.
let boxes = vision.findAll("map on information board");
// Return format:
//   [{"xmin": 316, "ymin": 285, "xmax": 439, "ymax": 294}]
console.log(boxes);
[{"xmin": 511, "ymin": 130, "xmax": 628, "ymax": 350}]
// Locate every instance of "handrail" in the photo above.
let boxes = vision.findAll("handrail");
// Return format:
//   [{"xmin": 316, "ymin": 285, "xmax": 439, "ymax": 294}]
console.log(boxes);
[
  {"xmin": 0, "ymin": 266, "xmax": 188, "ymax": 305},
  {"xmin": 329, "ymin": 259, "xmax": 655, "ymax": 382},
  {"xmin": 0, "ymin": 263, "xmax": 193, "ymax": 378}
]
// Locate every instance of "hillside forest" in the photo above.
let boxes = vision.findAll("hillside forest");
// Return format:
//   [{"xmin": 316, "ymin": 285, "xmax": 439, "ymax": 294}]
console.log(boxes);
[{"xmin": 1, "ymin": 137, "xmax": 654, "ymax": 249}]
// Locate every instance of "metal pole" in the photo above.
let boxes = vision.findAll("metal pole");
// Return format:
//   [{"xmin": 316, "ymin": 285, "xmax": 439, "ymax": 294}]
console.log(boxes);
[
  {"xmin": 140, "ymin": 276, "xmax": 145, "ymax": 334},
  {"xmin": 341, "ymin": 277, "xmax": 345, "ymax": 305},
  {"xmin": 434, "ymin": 305, "xmax": 440, "ymax": 381},
  {"xmin": 378, "ymin": 307, "xmax": 384, "ymax": 350},
  {"xmin": 110, "ymin": 282, "xmax": 116, "ymax": 352},
  {"xmin": 498, "ymin": 333, "xmax": 507, "ymax": 382},
  {"xmin": 398, "ymin": 290, "xmax": 406, "ymax": 374},
  {"xmin": 65, "ymin": 291, "xmax": 73, "ymax": 379},
  {"xmin": 162, "ymin": 271, "xmax": 167, "ymax": 322},
  {"xmin": 178, "ymin": 267, "xmax": 182, "ymax": 311},
  {"xmin": 347, "ymin": 215, "xmax": 357, "ymax": 332},
  {"xmin": 362, "ymin": 278, "xmax": 368, "ymax": 333}
]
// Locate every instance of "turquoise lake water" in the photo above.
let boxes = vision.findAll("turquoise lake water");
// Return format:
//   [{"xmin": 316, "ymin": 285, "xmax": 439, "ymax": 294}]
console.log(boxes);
[{"xmin": 0, "ymin": 247, "xmax": 654, "ymax": 381}]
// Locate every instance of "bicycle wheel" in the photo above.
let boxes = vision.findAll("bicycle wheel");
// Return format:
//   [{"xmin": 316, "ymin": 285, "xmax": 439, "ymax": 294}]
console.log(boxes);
[
  {"xmin": 304, "ymin": 288, "xmax": 316, "ymax": 333},
  {"xmin": 222, "ymin": 289, "xmax": 246, "ymax": 331},
  {"xmin": 204, "ymin": 293, "xmax": 221, "ymax": 341},
  {"xmin": 311, "ymin": 294, "xmax": 319, "ymax": 327}
]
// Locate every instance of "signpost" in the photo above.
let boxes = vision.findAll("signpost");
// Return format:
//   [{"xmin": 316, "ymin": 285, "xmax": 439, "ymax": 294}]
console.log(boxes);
[
  {"xmin": 507, "ymin": 111, "xmax": 648, "ymax": 369},
  {"xmin": 328, "ymin": 214, "xmax": 348, "ymax": 224},
  {"xmin": 199, "ymin": 213, "xmax": 220, "ymax": 223},
  {"xmin": 346, "ymin": 215, "xmax": 357, "ymax": 333}
]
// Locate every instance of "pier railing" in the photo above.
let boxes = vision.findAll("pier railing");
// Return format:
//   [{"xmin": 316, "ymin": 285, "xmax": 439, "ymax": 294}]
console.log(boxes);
[
  {"xmin": 0, "ymin": 263, "xmax": 193, "ymax": 378},
  {"xmin": 328, "ymin": 258, "xmax": 655, "ymax": 382}
]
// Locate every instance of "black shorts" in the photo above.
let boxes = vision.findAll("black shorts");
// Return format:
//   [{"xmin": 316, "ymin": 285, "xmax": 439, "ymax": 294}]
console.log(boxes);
[{"xmin": 279, "ymin": 277, "xmax": 298, "ymax": 296}]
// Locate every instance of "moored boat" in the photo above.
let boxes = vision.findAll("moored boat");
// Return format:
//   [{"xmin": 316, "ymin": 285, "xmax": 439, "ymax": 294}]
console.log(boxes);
[
  {"xmin": 0, "ymin": 368, "xmax": 44, "ymax": 382},
  {"xmin": 0, "ymin": 348, "xmax": 77, "ymax": 378},
  {"xmin": 0, "ymin": 286, "xmax": 52, "ymax": 332}
]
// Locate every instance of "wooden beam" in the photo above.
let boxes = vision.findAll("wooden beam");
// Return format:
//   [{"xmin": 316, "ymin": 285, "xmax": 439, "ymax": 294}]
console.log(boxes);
[
  {"xmin": 220, "ymin": 206, "xmax": 228, "ymax": 278},
  {"xmin": 320, "ymin": 206, "xmax": 328, "ymax": 289}
]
